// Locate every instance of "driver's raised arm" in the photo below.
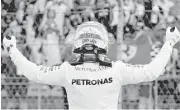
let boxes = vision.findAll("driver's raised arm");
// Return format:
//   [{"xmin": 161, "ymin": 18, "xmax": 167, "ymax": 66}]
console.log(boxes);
[
  {"xmin": 9, "ymin": 47, "xmax": 67, "ymax": 86},
  {"xmin": 116, "ymin": 41, "xmax": 172, "ymax": 85},
  {"xmin": 115, "ymin": 27, "xmax": 180, "ymax": 85}
]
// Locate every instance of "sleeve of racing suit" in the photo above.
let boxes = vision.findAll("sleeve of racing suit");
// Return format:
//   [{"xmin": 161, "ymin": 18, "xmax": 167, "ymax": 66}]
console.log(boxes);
[
  {"xmin": 116, "ymin": 42, "xmax": 173, "ymax": 85},
  {"xmin": 9, "ymin": 47, "xmax": 67, "ymax": 86}
]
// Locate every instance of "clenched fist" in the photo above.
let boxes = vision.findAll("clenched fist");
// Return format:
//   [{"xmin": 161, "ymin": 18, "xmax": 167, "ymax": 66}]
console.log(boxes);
[
  {"xmin": 165, "ymin": 27, "xmax": 180, "ymax": 47},
  {"xmin": 3, "ymin": 35, "xmax": 16, "ymax": 52}
]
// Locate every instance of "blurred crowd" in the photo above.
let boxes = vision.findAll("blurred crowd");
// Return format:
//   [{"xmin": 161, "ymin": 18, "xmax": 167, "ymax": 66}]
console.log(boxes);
[{"xmin": 1, "ymin": 0, "xmax": 180, "ymax": 109}]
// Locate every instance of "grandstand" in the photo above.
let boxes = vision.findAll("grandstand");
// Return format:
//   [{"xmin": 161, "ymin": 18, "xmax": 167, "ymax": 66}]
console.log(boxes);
[{"xmin": 1, "ymin": 0, "xmax": 180, "ymax": 109}]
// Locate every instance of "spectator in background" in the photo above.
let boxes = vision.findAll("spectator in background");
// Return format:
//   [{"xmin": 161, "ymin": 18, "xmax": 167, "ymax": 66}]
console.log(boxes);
[
  {"xmin": 170, "ymin": 0, "xmax": 180, "ymax": 22},
  {"xmin": 39, "ymin": 9, "xmax": 59, "ymax": 37},
  {"xmin": 16, "ymin": 1, "xmax": 25, "ymax": 24},
  {"xmin": 95, "ymin": 0, "xmax": 118, "ymax": 38},
  {"xmin": 23, "ymin": 4, "xmax": 36, "ymax": 44},
  {"xmin": 1, "ymin": 9, "xmax": 8, "ymax": 31},
  {"xmin": 66, "ymin": 12, "xmax": 82, "ymax": 30},
  {"xmin": 151, "ymin": 0, "xmax": 161, "ymax": 27},
  {"xmin": 64, "ymin": 2, "xmax": 82, "ymax": 40},
  {"xmin": 66, "ymin": 1, "xmax": 82, "ymax": 30},
  {"xmin": 3, "ymin": 13, "xmax": 15, "ymax": 27},
  {"xmin": 95, "ymin": 0, "xmax": 110, "ymax": 26},
  {"xmin": 143, "ymin": 0, "xmax": 152, "ymax": 28},
  {"xmin": 45, "ymin": 0, "xmax": 69, "ymax": 38},
  {"xmin": 128, "ymin": 0, "xmax": 145, "ymax": 32},
  {"xmin": 156, "ymin": 0, "xmax": 174, "ymax": 22},
  {"xmin": 33, "ymin": 0, "xmax": 47, "ymax": 14},
  {"xmin": 134, "ymin": 0, "xmax": 145, "ymax": 24},
  {"xmin": 108, "ymin": 0, "xmax": 119, "ymax": 27},
  {"xmin": 122, "ymin": 0, "xmax": 135, "ymax": 24},
  {"xmin": 32, "ymin": 0, "xmax": 47, "ymax": 38},
  {"xmin": 1, "ymin": 0, "xmax": 17, "ymax": 12},
  {"xmin": 40, "ymin": 9, "xmax": 62, "ymax": 66}
]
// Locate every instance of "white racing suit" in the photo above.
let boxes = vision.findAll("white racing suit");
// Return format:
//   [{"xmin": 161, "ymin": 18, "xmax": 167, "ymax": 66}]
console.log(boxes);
[{"xmin": 9, "ymin": 42, "xmax": 172, "ymax": 109}]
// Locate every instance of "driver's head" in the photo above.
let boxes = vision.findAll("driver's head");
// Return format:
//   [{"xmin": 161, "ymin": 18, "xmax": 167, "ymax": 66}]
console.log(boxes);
[{"xmin": 73, "ymin": 21, "xmax": 109, "ymax": 54}]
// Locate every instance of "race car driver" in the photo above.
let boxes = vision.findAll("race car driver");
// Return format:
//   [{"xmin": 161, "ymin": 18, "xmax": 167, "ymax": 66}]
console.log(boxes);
[{"xmin": 3, "ymin": 21, "xmax": 180, "ymax": 109}]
